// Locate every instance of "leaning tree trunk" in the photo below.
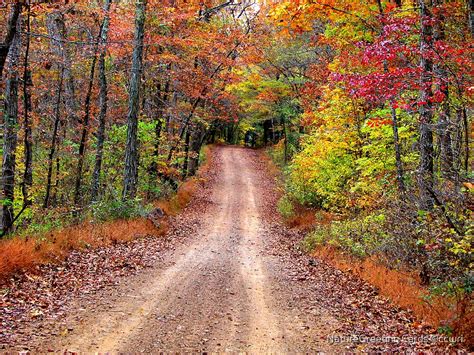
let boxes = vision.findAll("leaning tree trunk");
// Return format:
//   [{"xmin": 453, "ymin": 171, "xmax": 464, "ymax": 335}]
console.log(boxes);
[
  {"xmin": 0, "ymin": 3, "xmax": 21, "ymax": 78},
  {"xmin": 123, "ymin": 0, "xmax": 147, "ymax": 200},
  {"xmin": 147, "ymin": 78, "xmax": 170, "ymax": 199},
  {"xmin": 461, "ymin": 106, "xmax": 470, "ymax": 173},
  {"xmin": 74, "ymin": 49, "xmax": 98, "ymax": 206},
  {"xmin": 74, "ymin": 11, "xmax": 111, "ymax": 206},
  {"xmin": 91, "ymin": 0, "xmax": 113, "ymax": 202},
  {"xmin": 2, "ymin": 22, "xmax": 20, "ymax": 235},
  {"xmin": 418, "ymin": 0, "xmax": 435, "ymax": 210},
  {"xmin": 469, "ymin": 0, "xmax": 474, "ymax": 35},
  {"xmin": 182, "ymin": 129, "xmax": 191, "ymax": 179},
  {"xmin": 282, "ymin": 115, "xmax": 289, "ymax": 163}
]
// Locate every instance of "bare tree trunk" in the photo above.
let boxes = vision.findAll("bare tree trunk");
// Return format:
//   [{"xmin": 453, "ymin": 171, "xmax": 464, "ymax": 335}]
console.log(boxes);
[
  {"xmin": 390, "ymin": 105, "xmax": 406, "ymax": 192},
  {"xmin": 0, "ymin": 3, "xmax": 21, "ymax": 78},
  {"xmin": 22, "ymin": 1, "xmax": 33, "ymax": 209},
  {"xmin": 123, "ymin": 0, "xmax": 147, "ymax": 200},
  {"xmin": 418, "ymin": 0, "xmax": 435, "ymax": 210},
  {"xmin": 1, "ymin": 22, "xmax": 20, "ymax": 235},
  {"xmin": 461, "ymin": 106, "xmax": 470, "ymax": 172},
  {"xmin": 91, "ymin": 0, "xmax": 113, "ymax": 202},
  {"xmin": 282, "ymin": 115, "xmax": 289, "ymax": 164},
  {"xmin": 147, "ymin": 78, "xmax": 169, "ymax": 198},
  {"xmin": 74, "ymin": 53, "xmax": 97, "ymax": 206},
  {"xmin": 44, "ymin": 71, "xmax": 64, "ymax": 209}
]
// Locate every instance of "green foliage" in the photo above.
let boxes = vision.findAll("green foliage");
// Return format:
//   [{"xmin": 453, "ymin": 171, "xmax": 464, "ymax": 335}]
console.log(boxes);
[
  {"xmin": 303, "ymin": 213, "xmax": 388, "ymax": 257},
  {"xmin": 267, "ymin": 142, "xmax": 286, "ymax": 168},
  {"xmin": 91, "ymin": 196, "xmax": 152, "ymax": 222},
  {"xmin": 17, "ymin": 209, "xmax": 70, "ymax": 237},
  {"xmin": 277, "ymin": 195, "xmax": 295, "ymax": 219},
  {"xmin": 228, "ymin": 67, "xmax": 303, "ymax": 148},
  {"xmin": 303, "ymin": 203, "xmax": 473, "ymax": 297}
]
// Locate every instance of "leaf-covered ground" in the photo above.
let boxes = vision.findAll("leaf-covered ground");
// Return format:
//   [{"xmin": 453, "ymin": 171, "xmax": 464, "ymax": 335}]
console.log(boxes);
[{"xmin": 0, "ymin": 146, "xmax": 466, "ymax": 352}]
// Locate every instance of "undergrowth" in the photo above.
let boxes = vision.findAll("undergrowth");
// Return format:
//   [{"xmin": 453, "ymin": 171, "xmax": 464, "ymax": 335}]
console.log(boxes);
[
  {"xmin": 91, "ymin": 197, "xmax": 153, "ymax": 222},
  {"xmin": 0, "ymin": 146, "xmax": 214, "ymax": 282},
  {"xmin": 267, "ymin": 145, "xmax": 473, "ymax": 344}
]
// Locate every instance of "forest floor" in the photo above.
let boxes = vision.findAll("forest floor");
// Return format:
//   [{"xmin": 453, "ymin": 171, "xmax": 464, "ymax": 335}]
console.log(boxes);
[{"xmin": 0, "ymin": 146, "xmax": 462, "ymax": 352}]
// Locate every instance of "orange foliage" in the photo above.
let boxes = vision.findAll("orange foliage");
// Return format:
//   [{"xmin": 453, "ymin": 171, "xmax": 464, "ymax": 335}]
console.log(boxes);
[
  {"xmin": 0, "ymin": 146, "xmax": 215, "ymax": 284},
  {"xmin": 0, "ymin": 218, "xmax": 162, "ymax": 283},
  {"xmin": 286, "ymin": 206, "xmax": 336, "ymax": 231},
  {"xmin": 155, "ymin": 179, "xmax": 198, "ymax": 216},
  {"xmin": 313, "ymin": 246, "xmax": 473, "ymax": 344}
]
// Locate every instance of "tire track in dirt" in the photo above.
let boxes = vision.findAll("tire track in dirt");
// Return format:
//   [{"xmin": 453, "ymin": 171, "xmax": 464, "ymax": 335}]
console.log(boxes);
[{"xmin": 44, "ymin": 146, "xmax": 341, "ymax": 353}]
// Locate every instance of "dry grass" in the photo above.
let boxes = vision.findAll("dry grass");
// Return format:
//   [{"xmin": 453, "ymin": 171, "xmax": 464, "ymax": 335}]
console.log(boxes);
[
  {"xmin": 155, "ymin": 145, "xmax": 212, "ymax": 216},
  {"xmin": 260, "ymin": 150, "xmax": 283, "ymax": 179},
  {"xmin": 0, "ymin": 146, "xmax": 215, "ymax": 283},
  {"xmin": 313, "ymin": 246, "xmax": 473, "ymax": 343},
  {"xmin": 0, "ymin": 218, "xmax": 163, "ymax": 283},
  {"xmin": 157, "ymin": 178, "xmax": 199, "ymax": 216},
  {"xmin": 287, "ymin": 207, "xmax": 336, "ymax": 231}
]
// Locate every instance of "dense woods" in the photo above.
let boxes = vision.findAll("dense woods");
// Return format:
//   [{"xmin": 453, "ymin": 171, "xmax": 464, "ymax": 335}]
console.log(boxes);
[
  {"xmin": 0, "ymin": 0, "xmax": 259, "ymax": 234},
  {"xmin": 0, "ymin": 0, "xmax": 473, "ymax": 345}
]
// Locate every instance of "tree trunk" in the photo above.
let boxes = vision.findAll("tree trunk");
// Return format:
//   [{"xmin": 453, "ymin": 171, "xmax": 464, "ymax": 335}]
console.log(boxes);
[
  {"xmin": 0, "ymin": 3, "xmax": 21, "ymax": 78},
  {"xmin": 22, "ymin": 2, "xmax": 33, "ymax": 209},
  {"xmin": 74, "ymin": 51, "xmax": 98, "ymax": 206},
  {"xmin": 377, "ymin": 0, "xmax": 406, "ymax": 193},
  {"xmin": 282, "ymin": 116, "xmax": 288, "ymax": 163},
  {"xmin": 469, "ymin": 0, "xmax": 474, "ymax": 35},
  {"xmin": 418, "ymin": 0, "xmax": 435, "ymax": 210},
  {"xmin": 147, "ymin": 78, "xmax": 170, "ymax": 199},
  {"xmin": 182, "ymin": 129, "xmax": 191, "ymax": 178},
  {"xmin": 461, "ymin": 106, "xmax": 470, "ymax": 172},
  {"xmin": 432, "ymin": 0, "xmax": 454, "ymax": 180},
  {"xmin": 390, "ymin": 105, "xmax": 406, "ymax": 192},
  {"xmin": 123, "ymin": 0, "xmax": 147, "ymax": 200},
  {"xmin": 46, "ymin": 10, "xmax": 78, "ymax": 127},
  {"xmin": 187, "ymin": 125, "xmax": 206, "ymax": 177},
  {"xmin": 1, "ymin": 21, "xmax": 20, "ymax": 235},
  {"xmin": 91, "ymin": 0, "xmax": 113, "ymax": 202},
  {"xmin": 44, "ymin": 71, "xmax": 64, "ymax": 209},
  {"xmin": 74, "ymin": 16, "xmax": 109, "ymax": 205}
]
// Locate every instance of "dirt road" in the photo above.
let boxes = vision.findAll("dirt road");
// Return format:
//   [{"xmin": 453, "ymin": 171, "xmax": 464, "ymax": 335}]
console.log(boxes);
[
  {"xmin": 3, "ymin": 146, "xmax": 454, "ymax": 352},
  {"xmin": 49, "ymin": 146, "xmax": 341, "ymax": 352}
]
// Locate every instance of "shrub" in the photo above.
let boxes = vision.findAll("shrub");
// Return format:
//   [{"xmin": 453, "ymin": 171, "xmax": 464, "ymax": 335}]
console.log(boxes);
[
  {"xmin": 303, "ymin": 212, "xmax": 388, "ymax": 258},
  {"xmin": 277, "ymin": 195, "xmax": 295, "ymax": 219},
  {"xmin": 91, "ymin": 197, "xmax": 152, "ymax": 222},
  {"xmin": 304, "ymin": 201, "xmax": 473, "ymax": 296}
]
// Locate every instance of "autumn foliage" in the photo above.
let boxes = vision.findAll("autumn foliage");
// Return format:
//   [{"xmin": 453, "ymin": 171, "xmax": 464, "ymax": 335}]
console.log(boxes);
[{"xmin": 0, "ymin": 0, "xmax": 472, "ymax": 346}]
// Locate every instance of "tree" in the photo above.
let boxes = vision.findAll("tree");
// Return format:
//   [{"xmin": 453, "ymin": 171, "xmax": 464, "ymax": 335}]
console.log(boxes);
[
  {"xmin": 418, "ymin": 0, "xmax": 435, "ymax": 210},
  {"xmin": 46, "ymin": 9, "xmax": 78, "ymax": 127},
  {"xmin": 21, "ymin": 0, "xmax": 33, "ymax": 209},
  {"xmin": 91, "ymin": 0, "xmax": 113, "ymax": 202},
  {"xmin": 1, "ymin": 18, "xmax": 20, "ymax": 234},
  {"xmin": 123, "ymin": 0, "xmax": 148, "ymax": 200},
  {"xmin": 0, "ymin": 3, "xmax": 21, "ymax": 77},
  {"xmin": 74, "ymin": 2, "xmax": 114, "ymax": 206},
  {"xmin": 44, "ymin": 71, "xmax": 64, "ymax": 209}
]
